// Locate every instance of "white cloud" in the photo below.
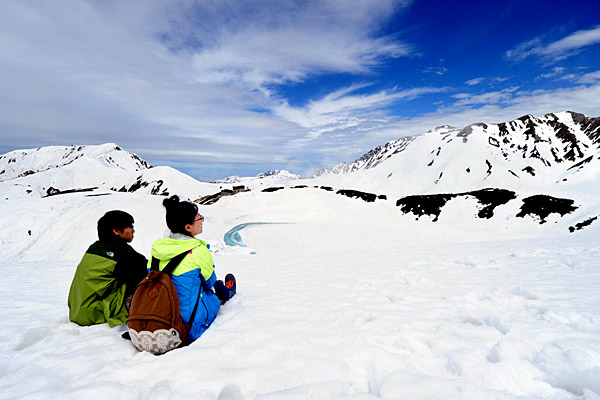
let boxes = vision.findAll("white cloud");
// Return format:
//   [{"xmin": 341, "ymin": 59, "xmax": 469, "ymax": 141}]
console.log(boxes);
[
  {"xmin": 506, "ymin": 25, "xmax": 600, "ymax": 62},
  {"xmin": 576, "ymin": 70, "xmax": 600, "ymax": 84},
  {"xmin": 451, "ymin": 87, "xmax": 520, "ymax": 106},
  {"xmin": 465, "ymin": 77, "xmax": 485, "ymax": 86},
  {"xmin": 536, "ymin": 66, "xmax": 565, "ymax": 80},
  {"xmin": 169, "ymin": 0, "xmax": 414, "ymax": 88}
]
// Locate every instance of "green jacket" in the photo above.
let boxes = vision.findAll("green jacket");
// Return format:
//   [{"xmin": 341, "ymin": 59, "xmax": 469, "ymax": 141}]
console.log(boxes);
[{"xmin": 68, "ymin": 240, "xmax": 147, "ymax": 327}]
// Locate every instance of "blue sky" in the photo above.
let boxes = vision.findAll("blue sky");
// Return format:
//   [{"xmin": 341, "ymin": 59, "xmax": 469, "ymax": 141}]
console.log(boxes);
[{"xmin": 1, "ymin": 0, "xmax": 599, "ymax": 180}]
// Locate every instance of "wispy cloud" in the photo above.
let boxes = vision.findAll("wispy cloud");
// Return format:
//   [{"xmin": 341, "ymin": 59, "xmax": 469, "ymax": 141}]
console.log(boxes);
[
  {"xmin": 422, "ymin": 59, "xmax": 448, "ymax": 76},
  {"xmin": 451, "ymin": 87, "xmax": 520, "ymax": 106},
  {"xmin": 536, "ymin": 66, "xmax": 565, "ymax": 80},
  {"xmin": 273, "ymin": 85, "xmax": 448, "ymax": 140},
  {"xmin": 465, "ymin": 77, "xmax": 485, "ymax": 86},
  {"xmin": 167, "ymin": 0, "xmax": 415, "ymax": 89},
  {"xmin": 506, "ymin": 24, "xmax": 600, "ymax": 62}
]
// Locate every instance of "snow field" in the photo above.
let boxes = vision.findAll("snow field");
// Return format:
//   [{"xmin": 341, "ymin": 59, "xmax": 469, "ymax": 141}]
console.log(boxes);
[{"xmin": 1, "ymin": 189, "xmax": 600, "ymax": 399}]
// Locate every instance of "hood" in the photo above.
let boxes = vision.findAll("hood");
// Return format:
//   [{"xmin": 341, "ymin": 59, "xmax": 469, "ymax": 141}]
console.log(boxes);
[{"xmin": 150, "ymin": 237, "xmax": 205, "ymax": 261}]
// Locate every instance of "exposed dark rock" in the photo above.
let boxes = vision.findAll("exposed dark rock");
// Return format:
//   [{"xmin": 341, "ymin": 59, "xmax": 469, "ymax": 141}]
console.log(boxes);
[
  {"xmin": 127, "ymin": 179, "xmax": 148, "ymax": 192},
  {"xmin": 522, "ymin": 166, "xmax": 535, "ymax": 176},
  {"xmin": 150, "ymin": 180, "xmax": 167, "ymax": 196},
  {"xmin": 521, "ymin": 117, "xmax": 543, "ymax": 143},
  {"xmin": 396, "ymin": 188, "xmax": 517, "ymax": 221},
  {"xmin": 195, "ymin": 192, "xmax": 222, "ymax": 205},
  {"xmin": 262, "ymin": 187, "xmax": 284, "ymax": 192},
  {"xmin": 469, "ymin": 188, "xmax": 517, "ymax": 218},
  {"xmin": 319, "ymin": 186, "xmax": 334, "ymax": 191},
  {"xmin": 44, "ymin": 186, "xmax": 98, "ymax": 197},
  {"xmin": 46, "ymin": 187, "xmax": 60, "ymax": 196},
  {"xmin": 396, "ymin": 193, "xmax": 454, "ymax": 222},
  {"xmin": 18, "ymin": 170, "xmax": 36, "ymax": 177},
  {"xmin": 550, "ymin": 148, "xmax": 562, "ymax": 163},
  {"xmin": 195, "ymin": 186, "xmax": 249, "ymax": 205},
  {"xmin": 569, "ymin": 216, "xmax": 598, "ymax": 232},
  {"xmin": 516, "ymin": 195, "xmax": 578, "ymax": 224},
  {"xmin": 575, "ymin": 113, "xmax": 600, "ymax": 144},
  {"xmin": 567, "ymin": 155, "xmax": 593, "ymax": 171},
  {"xmin": 485, "ymin": 160, "xmax": 492, "ymax": 176},
  {"xmin": 489, "ymin": 137, "xmax": 500, "ymax": 147},
  {"xmin": 85, "ymin": 193, "xmax": 112, "ymax": 197},
  {"xmin": 336, "ymin": 189, "xmax": 379, "ymax": 203},
  {"xmin": 378, "ymin": 195, "xmax": 387, "ymax": 200},
  {"xmin": 292, "ymin": 185, "xmax": 308, "ymax": 189}
]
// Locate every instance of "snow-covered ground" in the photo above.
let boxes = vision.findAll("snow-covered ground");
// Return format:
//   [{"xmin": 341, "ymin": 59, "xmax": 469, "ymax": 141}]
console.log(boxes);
[{"xmin": 1, "ymin": 186, "xmax": 600, "ymax": 399}]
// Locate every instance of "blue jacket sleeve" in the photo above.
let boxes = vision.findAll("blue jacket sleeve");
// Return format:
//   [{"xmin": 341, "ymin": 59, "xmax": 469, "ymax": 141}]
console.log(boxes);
[{"xmin": 204, "ymin": 270, "xmax": 217, "ymax": 290}]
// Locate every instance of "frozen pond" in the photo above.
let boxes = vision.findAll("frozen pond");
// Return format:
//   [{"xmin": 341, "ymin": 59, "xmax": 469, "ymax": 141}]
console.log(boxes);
[{"xmin": 224, "ymin": 222, "xmax": 287, "ymax": 246}]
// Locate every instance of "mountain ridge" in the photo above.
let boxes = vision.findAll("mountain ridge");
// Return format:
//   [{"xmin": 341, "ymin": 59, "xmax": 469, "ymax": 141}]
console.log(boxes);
[
  {"xmin": 0, "ymin": 143, "xmax": 150, "ymax": 183},
  {"xmin": 0, "ymin": 143, "xmax": 216, "ymax": 199},
  {"xmin": 317, "ymin": 111, "xmax": 600, "ymax": 179}
]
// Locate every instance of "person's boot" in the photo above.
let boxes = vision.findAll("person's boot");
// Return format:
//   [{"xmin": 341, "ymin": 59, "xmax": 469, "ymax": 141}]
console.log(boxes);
[{"xmin": 225, "ymin": 273, "xmax": 236, "ymax": 295}]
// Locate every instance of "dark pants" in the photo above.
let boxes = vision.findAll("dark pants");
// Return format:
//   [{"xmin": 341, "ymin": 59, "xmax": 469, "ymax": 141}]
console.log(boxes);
[
  {"xmin": 124, "ymin": 293, "xmax": 133, "ymax": 311},
  {"xmin": 213, "ymin": 280, "xmax": 234, "ymax": 304}
]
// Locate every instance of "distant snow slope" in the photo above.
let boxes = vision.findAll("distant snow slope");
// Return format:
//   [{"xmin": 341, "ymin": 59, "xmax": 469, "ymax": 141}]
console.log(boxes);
[
  {"xmin": 212, "ymin": 169, "xmax": 301, "ymax": 184},
  {"xmin": 0, "ymin": 143, "xmax": 218, "ymax": 199}
]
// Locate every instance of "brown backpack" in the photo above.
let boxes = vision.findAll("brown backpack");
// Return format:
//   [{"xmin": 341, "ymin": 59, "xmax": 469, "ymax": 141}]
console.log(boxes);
[{"xmin": 126, "ymin": 251, "xmax": 201, "ymax": 355}]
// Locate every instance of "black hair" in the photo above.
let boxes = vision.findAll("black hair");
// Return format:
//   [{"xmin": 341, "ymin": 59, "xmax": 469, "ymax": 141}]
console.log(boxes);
[
  {"xmin": 163, "ymin": 195, "xmax": 198, "ymax": 236},
  {"xmin": 97, "ymin": 210, "xmax": 134, "ymax": 242}
]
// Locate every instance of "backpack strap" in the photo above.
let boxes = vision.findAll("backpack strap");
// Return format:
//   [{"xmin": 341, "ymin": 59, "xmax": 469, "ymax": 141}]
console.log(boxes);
[
  {"xmin": 151, "ymin": 250, "xmax": 203, "ymax": 327},
  {"xmin": 152, "ymin": 250, "xmax": 190, "ymax": 275}
]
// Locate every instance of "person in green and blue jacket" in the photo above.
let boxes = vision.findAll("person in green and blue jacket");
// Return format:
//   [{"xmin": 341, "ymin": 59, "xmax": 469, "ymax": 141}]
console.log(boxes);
[
  {"xmin": 68, "ymin": 210, "xmax": 148, "ymax": 327},
  {"xmin": 150, "ymin": 195, "xmax": 236, "ymax": 341}
]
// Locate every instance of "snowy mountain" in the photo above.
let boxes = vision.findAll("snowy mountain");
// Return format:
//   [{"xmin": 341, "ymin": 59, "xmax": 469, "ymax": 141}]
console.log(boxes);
[
  {"xmin": 212, "ymin": 169, "xmax": 301, "ymax": 184},
  {"xmin": 0, "ymin": 143, "xmax": 217, "ymax": 199},
  {"xmin": 316, "ymin": 111, "xmax": 600, "ymax": 196},
  {"xmin": 0, "ymin": 143, "xmax": 150, "ymax": 182},
  {"xmin": 314, "ymin": 126, "xmax": 454, "ymax": 176}
]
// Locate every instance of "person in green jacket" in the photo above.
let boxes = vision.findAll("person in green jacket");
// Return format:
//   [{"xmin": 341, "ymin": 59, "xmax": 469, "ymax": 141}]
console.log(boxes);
[{"xmin": 68, "ymin": 210, "xmax": 148, "ymax": 327}]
